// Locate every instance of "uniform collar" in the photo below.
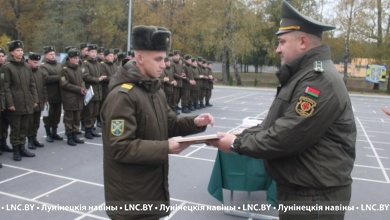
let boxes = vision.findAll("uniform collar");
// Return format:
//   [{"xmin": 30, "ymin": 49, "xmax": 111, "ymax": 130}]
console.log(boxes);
[{"xmin": 276, "ymin": 45, "xmax": 331, "ymax": 86}]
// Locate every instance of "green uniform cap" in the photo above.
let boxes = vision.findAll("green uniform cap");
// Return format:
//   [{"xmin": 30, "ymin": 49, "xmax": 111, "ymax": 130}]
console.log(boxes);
[{"xmin": 276, "ymin": 0, "xmax": 335, "ymax": 37}]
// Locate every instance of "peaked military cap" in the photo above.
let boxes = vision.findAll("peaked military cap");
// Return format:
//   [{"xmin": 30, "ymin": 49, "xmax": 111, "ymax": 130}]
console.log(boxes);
[
  {"xmin": 104, "ymin": 49, "xmax": 114, "ymax": 56},
  {"xmin": 191, "ymin": 58, "xmax": 196, "ymax": 62},
  {"xmin": 43, "ymin": 46, "xmax": 56, "ymax": 54},
  {"xmin": 7, "ymin": 40, "xmax": 24, "ymax": 52},
  {"xmin": 87, "ymin": 44, "xmax": 98, "ymax": 51},
  {"xmin": 28, "ymin": 52, "xmax": 41, "ymax": 61},
  {"xmin": 164, "ymin": 56, "xmax": 170, "ymax": 62},
  {"xmin": 276, "ymin": 0, "xmax": 335, "ymax": 37},
  {"xmin": 68, "ymin": 49, "xmax": 80, "ymax": 58},
  {"xmin": 64, "ymin": 46, "xmax": 76, "ymax": 53},
  {"xmin": 207, "ymin": 61, "xmax": 213, "ymax": 65},
  {"xmin": 168, "ymin": 52, "xmax": 173, "ymax": 57},
  {"xmin": 131, "ymin": 25, "xmax": 171, "ymax": 51},
  {"xmin": 0, "ymin": 47, "xmax": 6, "ymax": 55},
  {"xmin": 196, "ymin": 57, "xmax": 203, "ymax": 62},
  {"xmin": 97, "ymin": 47, "xmax": 105, "ymax": 53},
  {"xmin": 173, "ymin": 50, "xmax": 180, "ymax": 55},
  {"xmin": 183, "ymin": 54, "xmax": 192, "ymax": 60}
]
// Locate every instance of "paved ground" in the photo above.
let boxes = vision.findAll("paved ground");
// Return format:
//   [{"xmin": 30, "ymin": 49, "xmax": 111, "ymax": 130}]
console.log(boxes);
[{"xmin": 1, "ymin": 86, "xmax": 390, "ymax": 220}]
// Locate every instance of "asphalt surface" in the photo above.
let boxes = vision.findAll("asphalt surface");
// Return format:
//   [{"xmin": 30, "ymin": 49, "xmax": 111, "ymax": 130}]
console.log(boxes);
[{"xmin": 1, "ymin": 86, "xmax": 390, "ymax": 220}]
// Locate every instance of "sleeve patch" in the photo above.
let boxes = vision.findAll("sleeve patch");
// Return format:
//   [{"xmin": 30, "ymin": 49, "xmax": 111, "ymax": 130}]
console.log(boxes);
[{"xmin": 295, "ymin": 96, "xmax": 317, "ymax": 117}]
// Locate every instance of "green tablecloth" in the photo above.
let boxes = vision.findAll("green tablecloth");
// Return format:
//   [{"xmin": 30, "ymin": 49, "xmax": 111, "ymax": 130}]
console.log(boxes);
[{"xmin": 207, "ymin": 150, "xmax": 278, "ymax": 206}]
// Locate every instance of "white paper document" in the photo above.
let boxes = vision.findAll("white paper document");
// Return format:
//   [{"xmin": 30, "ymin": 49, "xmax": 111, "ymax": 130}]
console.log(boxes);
[{"xmin": 84, "ymin": 87, "xmax": 94, "ymax": 106}]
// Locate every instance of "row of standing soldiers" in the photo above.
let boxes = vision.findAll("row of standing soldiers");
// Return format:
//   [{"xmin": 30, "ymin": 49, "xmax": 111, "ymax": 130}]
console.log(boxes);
[
  {"xmin": 0, "ymin": 41, "xmax": 130, "ymax": 164},
  {"xmin": 159, "ymin": 51, "xmax": 215, "ymax": 114},
  {"xmin": 0, "ymin": 42, "xmax": 214, "ymax": 166}
]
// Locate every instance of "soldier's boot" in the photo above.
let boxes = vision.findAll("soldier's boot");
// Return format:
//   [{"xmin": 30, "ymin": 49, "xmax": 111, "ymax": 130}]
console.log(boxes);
[
  {"xmin": 0, "ymin": 147, "xmax": 2, "ymax": 155},
  {"xmin": 12, "ymin": 145, "xmax": 21, "ymax": 161},
  {"xmin": 27, "ymin": 136, "xmax": 36, "ymax": 150},
  {"xmin": 19, "ymin": 144, "xmax": 35, "ymax": 157},
  {"xmin": 0, "ymin": 162, "xmax": 2, "ymax": 168},
  {"xmin": 45, "ymin": 127, "xmax": 54, "ymax": 143},
  {"xmin": 74, "ymin": 130, "xmax": 82, "ymax": 135},
  {"xmin": 200, "ymin": 101, "xmax": 205, "ymax": 108},
  {"xmin": 84, "ymin": 128, "xmax": 94, "ymax": 139},
  {"xmin": 51, "ymin": 128, "xmax": 63, "ymax": 141},
  {"xmin": 173, "ymin": 107, "xmax": 180, "ymax": 115},
  {"xmin": 206, "ymin": 101, "xmax": 213, "ymax": 107},
  {"xmin": 189, "ymin": 104, "xmax": 195, "ymax": 111},
  {"xmin": 81, "ymin": 122, "xmax": 85, "ymax": 131},
  {"xmin": 66, "ymin": 133, "xmax": 77, "ymax": 146},
  {"xmin": 33, "ymin": 135, "xmax": 44, "ymax": 147},
  {"xmin": 72, "ymin": 132, "xmax": 84, "ymax": 144},
  {"xmin": 91, "ymin": 129, "xmax": 101, "ymax": 137},
  {"xmin": 195, "ymin": 102, "xmax": 201, "ymax": 109},
  {"xmin": 96, "ymin": 116, "xmax": 102, "ymax": 127},
  {"xmin": 0, "ymin": 139, "xmax": 13, "ymax": 152},
  {"xmin": 182, "ymin": 106, "xmax": 191, "ymax": 114}
]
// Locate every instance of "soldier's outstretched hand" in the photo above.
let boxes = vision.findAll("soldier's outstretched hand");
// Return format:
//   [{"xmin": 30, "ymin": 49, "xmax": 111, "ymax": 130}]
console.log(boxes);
[{"xmin": 194, "ymin": 113, "xmax": 214, "ymax": 127}]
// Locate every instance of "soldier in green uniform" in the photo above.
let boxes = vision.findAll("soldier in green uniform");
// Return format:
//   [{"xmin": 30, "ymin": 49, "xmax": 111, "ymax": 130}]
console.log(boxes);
[
  {"xmin": 99, "ymin": 49, "xmax": 118, "ymax": 128},
  {"xmin": 82, "ymin": 44, "xmax": 106, "ymax": 139},
  {"xmin": 0, "ymin": 47, "xmax": 12, "ymax": 155},
  {"xmin": 60, "ymin": 49, "xmax": 87, "ymax": 146},
  {"xmin": 26, "ymin": 52, "xmax": 47, "ymax": 149},
  {"xmin": 101, "ymin": 25, "xmax": 214, "ymax": 220},
  {"xmin": 181, "ymin": 55, "xmax": 193, "ymax": 113},
  {"xmin": 41, "ymin": 46, "xmax": 64, "ymax": 142},
  {"xmin": 200, "ymin": 59, "xmax": 209, "ymax": 107},
  {"xmin": 208, "ymin": 1, "xmax": 356, "ymax": 219},
  {"xmin": 191, "ymin": 58, "xmax": 201, "ymax": 110},
  {"xmin": 3, "ymin": 40, "xmax": 37, "ymax": 161},
  {"xmin": 171, "ymin": 50, "xmax": 182, "ymax": 114},
  {"xmin": 205, "ymin": 61, "xmax": 214, "ymax": 107},
  {"xmin": 159, "ymin": 56, "xmax": 176, "ymax": 110}
]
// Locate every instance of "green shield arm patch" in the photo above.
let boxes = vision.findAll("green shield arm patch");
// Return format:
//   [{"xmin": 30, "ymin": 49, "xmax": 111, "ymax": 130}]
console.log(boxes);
[{"xmin": 111, "ymin": 119, "xmax": 124, "ymax": 136}]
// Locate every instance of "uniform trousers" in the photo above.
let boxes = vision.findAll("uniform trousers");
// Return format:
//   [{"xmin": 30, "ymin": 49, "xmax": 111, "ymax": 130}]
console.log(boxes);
[
  {"xmin": 28, "ymin": 111, "xmax": 42, "ymax": 136},
  {"xmin": 63, "ymin": 110, "xmax": 81, "ymax": 134},
  {"xmin": 43, "ymin": 102, "xmax": 62, "ymax": 129},
  {"xmin": 84, "ymin": 101, "xmax": 100, "ymax": 129},
  {"xmin": 7, "ymin": 114, "xmax": 31, "ymax": 145}
]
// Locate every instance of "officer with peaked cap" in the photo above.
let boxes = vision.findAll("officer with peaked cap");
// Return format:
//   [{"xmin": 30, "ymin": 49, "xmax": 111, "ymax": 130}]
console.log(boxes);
[
  {"xmin": 101, "ymin": 25, "xmax": 214, "ymax": 220},
  {"xmin": 207, "ymin": 1, "xmax": 356, "ymax": 220},
  {"xmin": 2, "ymin": 40, "xmax": 38, "ymax": 161}
]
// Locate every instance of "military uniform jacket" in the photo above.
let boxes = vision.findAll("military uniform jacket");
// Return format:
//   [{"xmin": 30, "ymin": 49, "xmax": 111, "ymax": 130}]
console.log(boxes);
[
  {"xmin": 0, "ymin": 64, "xmax": 6, "ymax": 111},
  {"xmin": 192, "ymin": 65, "xmax": 201, "ymax": 89},
  {"xmin": 82, "ymin": 58, "xmax": 104, "ymax": 101},
  {"xmin": 207, "ymin": 67, "xmax": 214, "ymax": 89},
  {"xmin": 101, "ymin": 60, "xmax": 206, "ymax": 220},
  {"xmin": 201, "ymin": 66, "xmax": 209, "ymax": 89},
  {"xmin": 171, "ymin": 60, "xmax": 182, "ymax": 87},
  {"xmin": 60, "ymin": 61, "xmax": 85, "ymax": 111},
  {"xmin": 2, "ymin": 57, "xmax": 38, "ymax": 115},
  {"xmin": 181, "ymin": 63, "xmax": 192, "ymax": 87},
  {"xmin": 40, "ymin": 58, "xmax": 62, "ymax": 103},
  {"xmin": 159, "ymin": 66, "xmax": 174, "ymax": 94},
  {"xmin": 234, "ymin": 45, "xmax": 356, "ymax": 190},
  {"xmin": 31, "ymin": 67, "xmax": 48, "ymax": 112},
  {"xmin": 101, "ymin": 61, "xmax": 118, "ymax": 99}
]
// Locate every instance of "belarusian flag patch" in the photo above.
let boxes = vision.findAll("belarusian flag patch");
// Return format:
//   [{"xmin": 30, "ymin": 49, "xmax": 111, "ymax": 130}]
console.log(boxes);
[{"xmin": 305, "ymin": 86, "xmax": 320, "ymax": 98}]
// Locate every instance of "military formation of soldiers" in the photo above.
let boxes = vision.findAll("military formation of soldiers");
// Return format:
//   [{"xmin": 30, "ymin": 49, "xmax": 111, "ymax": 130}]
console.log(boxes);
[
  {"xmin": 161, "ymin": 50, "xmax": 215, "ymax": 115},
  {"xmin": 0, "ymin": 42, "xmax": 214, "ymax": 167}
]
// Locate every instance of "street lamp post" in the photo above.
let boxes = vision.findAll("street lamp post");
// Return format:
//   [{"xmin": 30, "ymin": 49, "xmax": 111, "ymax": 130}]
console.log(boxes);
[{"xmin": 127, "ymin": 0, "xmax": 132, "ymax": 52}]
